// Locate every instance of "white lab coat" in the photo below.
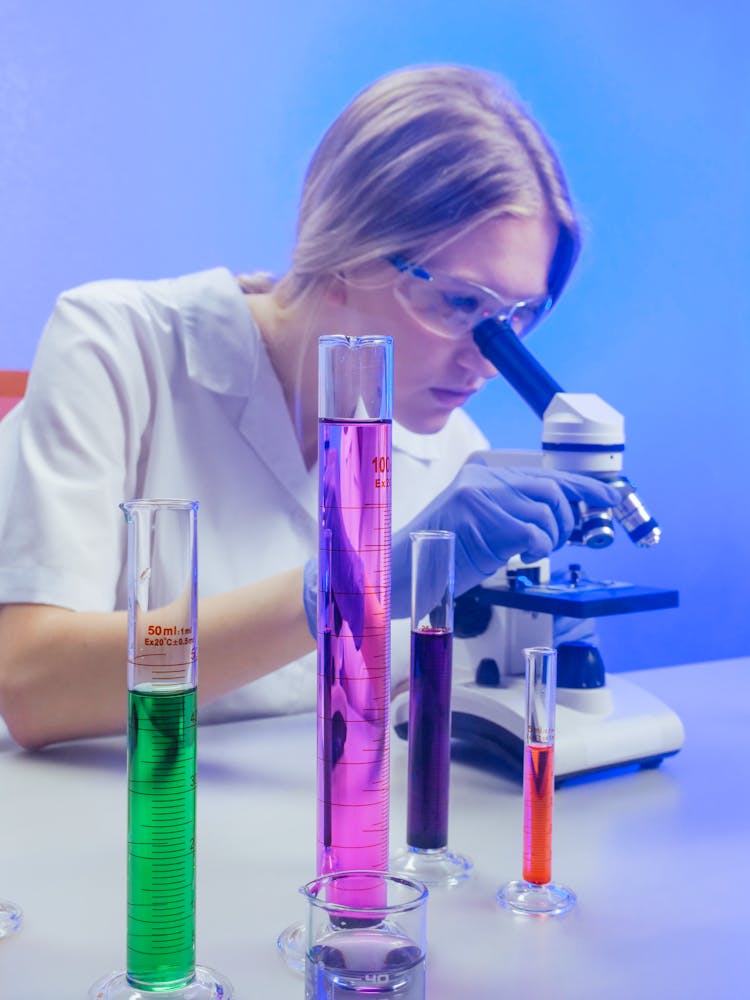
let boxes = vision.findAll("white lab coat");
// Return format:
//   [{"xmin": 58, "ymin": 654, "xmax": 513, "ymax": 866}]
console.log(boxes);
[{"xmin": 0, "ymin": 268, "xmax": 488, "ymax": 720}]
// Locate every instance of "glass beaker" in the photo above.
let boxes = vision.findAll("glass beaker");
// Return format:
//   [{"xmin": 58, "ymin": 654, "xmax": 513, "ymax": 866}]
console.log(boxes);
[
  {"xmin": 278, "ymin": 335, "xmax": 393, "ymax": 970},
  {"xmin": 303, "ymin": 870, "xmax": 428, "ymax": 1000},
  {"xmin": 497, "ymin": 646, "xmax": 576, "ymax": 916},
  {"xmin": 88, "ymin": 499, "xmax": 233, "ymax": 999},
  {"xmin": 391, "ymin": 530, "xmax": 472, "ymax": 887}
]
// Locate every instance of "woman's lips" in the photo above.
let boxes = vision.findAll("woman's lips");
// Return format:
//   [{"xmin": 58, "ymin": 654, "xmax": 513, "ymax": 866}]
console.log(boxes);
[{"xmin": 429, "ymin": 387, "xmax": 476, "ymax": 407}]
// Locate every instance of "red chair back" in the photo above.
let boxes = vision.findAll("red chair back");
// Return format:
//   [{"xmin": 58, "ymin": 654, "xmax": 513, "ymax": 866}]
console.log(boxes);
[{"xmin": 0, "ymin": 371, "xmax": 28, "ymax": 419}]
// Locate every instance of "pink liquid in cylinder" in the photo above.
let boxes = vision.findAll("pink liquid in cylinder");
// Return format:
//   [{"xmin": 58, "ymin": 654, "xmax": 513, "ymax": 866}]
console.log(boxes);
[{"xmin": 317, "ymin": 419, "xmax": 392, "ymax": 880}]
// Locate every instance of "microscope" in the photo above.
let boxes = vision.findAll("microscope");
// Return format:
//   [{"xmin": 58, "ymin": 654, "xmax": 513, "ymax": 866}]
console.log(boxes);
[{"xmin": 395, "ymin": 316, "xmax": 684, "ymax": 782}]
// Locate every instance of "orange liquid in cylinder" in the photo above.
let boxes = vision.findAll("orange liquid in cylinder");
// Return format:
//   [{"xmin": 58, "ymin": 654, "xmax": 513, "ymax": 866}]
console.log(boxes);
[{"xmin": 523, "ymin": 742, "xmax": 554, "ymax": 885}]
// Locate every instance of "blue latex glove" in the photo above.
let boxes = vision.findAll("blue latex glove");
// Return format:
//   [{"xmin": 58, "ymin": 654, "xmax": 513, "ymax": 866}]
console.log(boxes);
[{"xmin": 390, "ymin": 464, "xmax": 622, "ymax": 619}]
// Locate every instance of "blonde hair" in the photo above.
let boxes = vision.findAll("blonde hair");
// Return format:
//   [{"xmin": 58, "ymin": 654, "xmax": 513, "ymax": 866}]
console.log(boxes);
[{"xmin": 268, "ymin": 64, "xmax": 579, "ymax": 306}]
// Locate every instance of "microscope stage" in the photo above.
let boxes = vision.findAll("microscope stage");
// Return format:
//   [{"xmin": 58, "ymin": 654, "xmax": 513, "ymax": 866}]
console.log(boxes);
[{"xmin": 473, "ymin": 580, "xmax": 680, "ymax": 618}]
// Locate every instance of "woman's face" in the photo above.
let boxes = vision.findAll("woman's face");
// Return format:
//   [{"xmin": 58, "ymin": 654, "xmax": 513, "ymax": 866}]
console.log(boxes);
[{"xmin": 340, "ymin": 214, "xmax": 559, "ymax": 434}]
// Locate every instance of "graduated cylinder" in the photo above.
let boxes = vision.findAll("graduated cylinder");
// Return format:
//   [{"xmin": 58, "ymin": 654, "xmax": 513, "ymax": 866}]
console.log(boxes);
[
  {"xmin": 122, "ymin": 499, "xmax": 199, "ymax": 991},
  {"xmin": 407, "ymin": 530, "xmax": 455, "ymax": 851},
  {"xmin": 317, "ymin": 335, "xmax": 393, "ymax": 879}
]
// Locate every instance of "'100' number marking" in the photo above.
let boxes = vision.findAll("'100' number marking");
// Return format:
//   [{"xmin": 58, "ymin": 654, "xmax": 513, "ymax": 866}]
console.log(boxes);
[{"xmin": 372, "ymin": 455, "xmax": 390, "ymax": 489}]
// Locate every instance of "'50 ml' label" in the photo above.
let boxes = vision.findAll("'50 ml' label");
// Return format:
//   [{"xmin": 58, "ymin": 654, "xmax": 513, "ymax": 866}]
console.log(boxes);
[{"xmin": 145, "ymin": 625, "xmax": 194, "ymax": 647}]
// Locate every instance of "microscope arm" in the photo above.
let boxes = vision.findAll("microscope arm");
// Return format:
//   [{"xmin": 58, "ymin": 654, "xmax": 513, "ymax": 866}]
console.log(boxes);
[{"xmin": 472, "ymin": 316, "xmax": 660, "ymax": 547}]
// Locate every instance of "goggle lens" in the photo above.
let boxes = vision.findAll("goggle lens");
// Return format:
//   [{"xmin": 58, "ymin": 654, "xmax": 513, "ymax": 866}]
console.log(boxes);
[{"xmin": 392, "ymin": 264, "xmax": 550, "ymax": 339}]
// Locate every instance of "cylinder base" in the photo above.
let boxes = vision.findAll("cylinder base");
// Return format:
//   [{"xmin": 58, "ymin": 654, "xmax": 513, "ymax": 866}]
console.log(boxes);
[
  {"xmin": 276, "ymin": 919, "xmax": 306, "ymax": 975},
  {"xmin": 390, "ymin": 845, "xmax": 473, "ymax": 888},
  {"xmin": 497, "ymin": 879, "xmax": 576, "ymax": 916},
  {"xmin": 88, "ymin": 966, "xmax": 234, "ymax": 999}
]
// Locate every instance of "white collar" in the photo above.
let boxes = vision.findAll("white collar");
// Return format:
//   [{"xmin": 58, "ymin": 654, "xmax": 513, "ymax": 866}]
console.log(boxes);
[
  {"xmin": 181, "ymin": 268, "xmax": 259, "ymax": 396},
  {"xmin": 181, "ymin": 268, "xmax": 445, "ymax": 467},
  {"xmin": 392, "ymin": 419, "xmax": 442, "ymax": 460}
]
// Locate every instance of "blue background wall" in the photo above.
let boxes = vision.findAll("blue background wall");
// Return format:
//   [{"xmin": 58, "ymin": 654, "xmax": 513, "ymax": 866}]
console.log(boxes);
[{"xmin": 1, "ymin": 1, "xmax": 747, "ymax": 672}]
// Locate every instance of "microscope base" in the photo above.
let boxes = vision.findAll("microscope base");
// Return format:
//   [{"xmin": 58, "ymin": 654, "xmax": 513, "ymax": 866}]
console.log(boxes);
[{"xmin": 394, "ymin": 673, "xmax": 684, "ymax": 784}]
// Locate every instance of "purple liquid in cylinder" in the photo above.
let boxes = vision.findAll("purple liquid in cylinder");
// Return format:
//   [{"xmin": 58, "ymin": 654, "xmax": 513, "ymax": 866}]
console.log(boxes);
[
  {"xmin": 317, "ymin": 419, "xmax": 391, "ymax": 879},
  {"xmin": 407, "ymin": 628, "xmax": 453, "ymax": 850}
]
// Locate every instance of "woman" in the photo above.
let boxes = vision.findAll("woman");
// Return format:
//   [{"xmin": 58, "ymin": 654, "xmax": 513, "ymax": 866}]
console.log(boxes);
[{"xmin": 0, "ymin": 64, "xmax": 617, "ymax": 748}]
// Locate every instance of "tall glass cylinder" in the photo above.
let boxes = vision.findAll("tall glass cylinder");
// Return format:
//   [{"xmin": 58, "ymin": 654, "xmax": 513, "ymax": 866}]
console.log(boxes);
[
  {"xmin": 277, "ymin": 337, "xmax": 393, "ymax": 972},
  {"xmin": 89, "ymin": 499, "xmax": 233, "ymax": 1000},
  {"xmin": 391, "ymin": 531, "xmax": 472, "ymax": 887},
  {"xmin": 497, "ymin": 646, "xmax": 576, "ymax": 916},
  {"xmin": 317, "ymin": 336, "xmax": 393, "ymax": 880}
]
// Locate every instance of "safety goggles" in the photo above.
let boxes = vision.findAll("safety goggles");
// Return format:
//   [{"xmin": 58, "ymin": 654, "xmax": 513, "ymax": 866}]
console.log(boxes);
[{"xmin": 388, "ymin": 255, "xmax": 552, "ymax": 340}]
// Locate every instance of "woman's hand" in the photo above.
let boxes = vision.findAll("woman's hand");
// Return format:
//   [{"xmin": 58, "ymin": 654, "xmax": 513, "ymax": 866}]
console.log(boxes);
[{"xmin": 390, "ymin": 464, "xmax": 621, "ymax": 619}]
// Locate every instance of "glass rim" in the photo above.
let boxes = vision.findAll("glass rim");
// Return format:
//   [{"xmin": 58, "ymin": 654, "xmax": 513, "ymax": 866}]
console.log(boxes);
[
  {"xmin": 318, "ymin": 334, "xmax": 394, "ymax": 348},
  {"xmin": 300, "ymin": 870, "xmax": 429, "ymax": 912},
  {"xmin": 409, "ymin": 529, "xmax": 455, "ymax": 542},
  {"xmin": 120, "ymin": 498, "xmax": 199, "ymax": 512}
]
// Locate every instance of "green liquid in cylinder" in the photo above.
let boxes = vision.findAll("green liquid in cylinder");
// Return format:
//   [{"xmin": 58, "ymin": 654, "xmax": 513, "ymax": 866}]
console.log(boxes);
[{"xmin": 127, "ymin": 687, "xmax": 197, "ymax": 990}]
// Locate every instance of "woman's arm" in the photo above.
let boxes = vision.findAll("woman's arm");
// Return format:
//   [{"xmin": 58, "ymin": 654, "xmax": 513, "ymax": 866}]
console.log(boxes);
[{"xmin": 0, "ymin": 566, "xmax": 315, "ymax": 750}]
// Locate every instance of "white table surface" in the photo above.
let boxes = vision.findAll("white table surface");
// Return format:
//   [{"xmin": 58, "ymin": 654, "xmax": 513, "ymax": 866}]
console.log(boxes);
[{"xmin": 1, "ymin": 657, "xmax": 748, "ymax": 1000}]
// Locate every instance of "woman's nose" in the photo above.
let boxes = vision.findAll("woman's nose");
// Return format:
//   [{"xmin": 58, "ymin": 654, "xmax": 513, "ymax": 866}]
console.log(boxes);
[{"xmin": 457, "ymin": 332, "xmax": 500, "ymax": 379}]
